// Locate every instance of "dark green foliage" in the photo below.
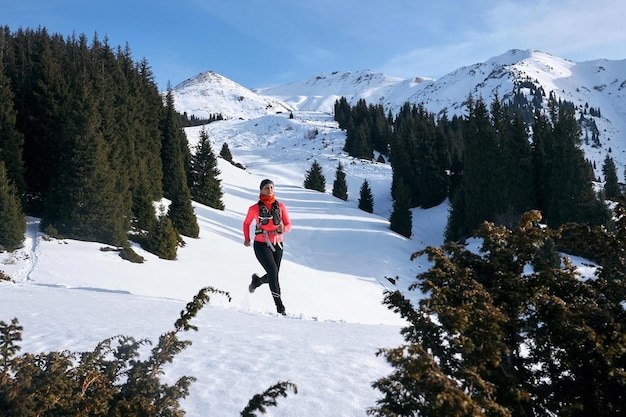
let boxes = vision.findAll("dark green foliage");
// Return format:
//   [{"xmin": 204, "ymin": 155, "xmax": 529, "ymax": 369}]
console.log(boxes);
[
  {"xmin": 388, "ymin": 102, "xmax": 450, "ymax": 210},
  {"xmin": 168, "ymin": 187, "xmax": 200, "ymax": 239},
  {"xmin": 118, "ymin": 246, "xmax": 145, "ymax": 264},
  {"xmin": 1, "ymin": 288, "xmax": 297, "ymax": 416},
  {"xmin": 493, "ymin": 100, "xmax": 535, "ymax": 226},
  {"xmin": 42, "ymin": 118, "xmax": 128, "ymax": 246},
  {"xmin": 0, "ymin": 58, "xmax": 25, "ymax": 193},
  {"xmin": 0, "ymin": 162, "xmax": 25, "ymax": 251},
  {"xmin": 303, "ymin": 160, "xmax": 326, "ymax": 192},
  {"xmin": 240, "ymin": 381, "xmax": 298, "ymax": 417},
  {"xmin": 146, "ymin": 208, "xmax": 180, "ymax": 260},
  {"xmin": 333, "ymin": 96, "xmax": 351, "ymax": 129},
  {"xmin": 176, "ymin": 110, "xmax": 220, "ymax": 127},
  {"xmin": 161, "ymin": 87, "xmax": 191, "ymax": 201},
  {"xmin": 389, "ymin": 179, "xmax": 412, "ymax": 238},
  {"xmin": 358, "ymin": 179, "xmax": 374, "ymax": 213},
  {"xmin": 370, "ymin": 210, "xmax": 626, "ymax": 416},
  {"xmin": 220, "ymin": 142, "xmax": 234, "ymax": 163},
  {"xmin": 190, "ymin": 128, "xmax": 225, "ymax": 210},
  {"xmin": 132, "ymin": 178, "xmax": 158, "ymax": 232},
  {"xmin": 0, "ymin": 287, "xmax": 232, "ymax": 417},
  {"xmin": 535, "ymin": 94, "xmax": 609, "ymax": 228},
  {"xmin": 339, "ymin": 98, "xmax": 391, "ymax": 160},
  {"xmin": 447, "ymin": 94, "xmax": 607, "ymax": 241},
  {"xmin": 602, "ymin": 154, "xmax": 621, "ymax": 200},
  {"xmin": 459, "ymin": 96, "xmax": 502, "ymax": 230},
  {"xmin": 332, "ymin": 162, "xmax": 348, "ymax": 201},
  {"xmin": 2, "ymin": 27, "xmax": 165, "ymax": 238}
]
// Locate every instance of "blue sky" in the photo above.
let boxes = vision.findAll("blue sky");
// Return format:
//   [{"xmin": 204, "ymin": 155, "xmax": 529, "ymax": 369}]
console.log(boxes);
[{"xmin": 4, "ymin": 0, "xmax": 625, "ymax": 90}]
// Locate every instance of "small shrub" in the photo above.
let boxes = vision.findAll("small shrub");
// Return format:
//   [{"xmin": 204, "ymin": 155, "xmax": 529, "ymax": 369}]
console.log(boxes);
[
  {"xmin": 43, "ymin": 223, "xmax": 61, "ymax": 239},
  {"xmin": 0, "ymin": 270, "xmax": 11, "ymax": 282},
  {"xmin": 0, "ymin": 287, "xmax": 297, "ymax": 416},
  {"xmin": 119, "ymin": 246, "xmax": 145, "ymax": 263}
]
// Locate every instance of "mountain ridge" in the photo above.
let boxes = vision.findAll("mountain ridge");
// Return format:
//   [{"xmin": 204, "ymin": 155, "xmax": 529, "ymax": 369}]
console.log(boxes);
[{"xmin": 172, "ymin": 48, "xmax": 626, "ymax": 178}]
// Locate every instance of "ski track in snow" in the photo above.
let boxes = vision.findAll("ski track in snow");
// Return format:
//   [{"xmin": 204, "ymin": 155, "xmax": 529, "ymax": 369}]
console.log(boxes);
[{"xmin": 3, "ymin": 217, "xmax": 41, "ymax": 284}]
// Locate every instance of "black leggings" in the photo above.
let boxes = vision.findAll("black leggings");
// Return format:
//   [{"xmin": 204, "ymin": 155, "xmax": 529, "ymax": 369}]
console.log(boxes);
[{"xmin": 253, "ymin": 240, "xmax": 283, "ymax": 298}]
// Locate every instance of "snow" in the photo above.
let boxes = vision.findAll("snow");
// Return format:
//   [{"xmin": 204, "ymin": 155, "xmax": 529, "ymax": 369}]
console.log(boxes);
[
  {"xmin": 0, "ymin": 111, "xmax": 450, "ymax": 416},
  {"xmin": 3, "ymin": 47, "xmax": 622, "ymax": 415}
]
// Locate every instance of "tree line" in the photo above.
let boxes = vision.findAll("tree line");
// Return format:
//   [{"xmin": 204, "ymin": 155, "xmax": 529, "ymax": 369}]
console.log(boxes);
[
  {"xmin": 335, "ymin": 90, "xmax": 616, "ymax": 240},
  {"xmin": 0, "ymin": 26, "xmax": 224, "ymax": 258}
]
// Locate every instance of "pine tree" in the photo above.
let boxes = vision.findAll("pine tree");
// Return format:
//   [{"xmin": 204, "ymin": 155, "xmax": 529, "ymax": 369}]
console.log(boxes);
[
  {"xmin": 389, "ymin": 179, "xmax": 412, "ymax": 238},
  {"xmin": 147, "ymin": 207, "xmax": 179, "ymax": 260},
  {"xmin": 333, "ymin": 96, "xmax": 351, "ymax": 129},
  {"xmin": 540, "ymin": 94, "xmax": 609, "ymax": 227},
  {"xmin": 160, "ymin": 86, "xmax": 190, "ymax": 200},
  {"xmin": 190, "ymin": 128, "xmax": 225, "ymax": 210},
  {"xmin": 358, "ymin": 179, "xmax": 374, "ymax": 213},
  {"xmin": 602, "ymin": 154, "xmax": 620, "ymax": 200},
  {"xmin": 168, "ymin": 187, "xmax": 200, "ymax": 239},
  {"xmin": 498, "ymin": 110, "xmax": 535, "ymax": 223},
  {"xmin": 219, "ymin": 142, "xmax": 233, "ymax": 163},
  {"xmin": 0, "ymin": 59, "xmax": 25, "ymax": 193},
  {"xmin": 42, "ymin": 63, "xmax": 128, "ymax": 246},
  {"xmin": 373, "ymin": 211, "xmax": 626, "ymax": 416},
  {"xmin": 303, "ymin": 160, "xmax": 326, "ymax": 192},
  {"xmin": 132, "ymin": 174, "xmax": 157, "ymax": 232},
  {"xmin": 0, "ymin": 161, "xmax": 26, "ymax": 251},
  {"xmin": 332, "ymin": 162, "xmax": 348, "ymax": 201},
  {"xmin": 460, "ymin": 96, "xmax": 501, "ymax": 230}
]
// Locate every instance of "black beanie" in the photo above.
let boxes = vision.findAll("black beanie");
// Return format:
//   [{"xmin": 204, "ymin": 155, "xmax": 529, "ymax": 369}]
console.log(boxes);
[{"xmin": 259, "ymin": 179, "xmax": 274, "ymax": 190}]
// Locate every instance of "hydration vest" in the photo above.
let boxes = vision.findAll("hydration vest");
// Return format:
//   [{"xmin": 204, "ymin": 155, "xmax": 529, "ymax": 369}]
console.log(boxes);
[
  {"xmin": 255, "ymin": 200, "xmax": 283, "ymax": 251},
  {"xmin": 257, "ymin": 200, "xmax": 281, "ymax": 226}
]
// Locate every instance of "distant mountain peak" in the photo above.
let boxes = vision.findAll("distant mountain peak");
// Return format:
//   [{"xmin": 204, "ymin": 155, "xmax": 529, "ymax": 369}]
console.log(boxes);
[
  {"xmin": 172, "ymin": 49, "xmax": 626, "ymax": 178},
  {"xmin": 171, "ymin": 70, "xmax": 293, "ymax": 120}
]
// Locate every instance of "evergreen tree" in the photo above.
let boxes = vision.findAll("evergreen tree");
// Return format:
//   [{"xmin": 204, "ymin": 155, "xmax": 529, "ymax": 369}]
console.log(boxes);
[
  {"xmin": 602, "ymin": 154, "xmax": 620, "ymax": 200},
  {"xmin": 219, "ymin": 142, "xmax": 233, "ymax": 163},
  {"xmin": 0, "ymin": 161, "xmax": 26, "ymax": 251},
  {"xmin": 332, "ymin": 162, "xmax": 348, "ymax": 201},
  {"xmin": 160, "ymin": 87, "xmax": 190, "ymax": 200},
  {"xmin": 333, "ymin": 96, "xmax": 351, "ymax": 129},
  {"xmin": 168, "ymin": 187, "xmax": 200, "ymax": 238},
  {"xmin": 358, "ymin": 179, "xmax": 374, "ymax": 213},
  {"xmin": 415, "ymin": 107, "xmax": 449, "ymax": 208},
  {"xmin": 42, "ymin": 64, "xmax": 127, "ymax": 246},
  {"xmin": 303, "ymin": 160, "xmax": 326, "ymax": 192},
  {"xmin": 498, "ymin": 110, "xmax": 535, "ymax": 224},
  {"xmin": 159, "ymin": 86, "xmax": 199, "ymax": 238},
  {"xmin": 190, "ymin": 128, "xmax": 225, "ymax": 210},
  {"xmin": 343, "ymin": 99, "xmax": 374, "ymax": 160},
  {"xmin": 0, "ymin": 59, "xmax": 25, "ymax": 193},
  {"xmin": 147, "ymin": 207, "xmax": 179, "ymax": 260},
  {"xmin": 389, "ymin": 179, "xmax": 412, "ymax": 238},
  {"xmin": 388, "ymin": 103, "xmax": 418, "ymax": 206},
  {"xmin": 372, "ymin": 211, "xmax": 626, "ymax": 416},
  {"xmin": 132, "ymin": 173, "xmax": 157, "ymax": 232},
  {"xmin": 460, "ymin": 96, "xmax": 501, "ymax": 231},
  {"xmin": 17, "ymin": 29, "xmax": 71, "ymax": 212},
  {"xmin": 540, "ymin": 94, "xmax": 609, "ymax": 227},
  {"xmin": 365, "ymin": 103, "xmax": 392, "ymax": 157}
]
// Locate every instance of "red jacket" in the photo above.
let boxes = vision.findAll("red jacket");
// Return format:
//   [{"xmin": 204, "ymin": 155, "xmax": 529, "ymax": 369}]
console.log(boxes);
[{"xmin": 243, "ymin": 200, "xmax": 292, "ymax": 243}]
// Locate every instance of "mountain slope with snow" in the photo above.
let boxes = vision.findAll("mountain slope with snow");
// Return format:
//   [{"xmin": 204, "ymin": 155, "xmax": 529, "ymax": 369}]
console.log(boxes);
[
  {"xmin": 172, "ymin": 70, "xmax": 294, "ymax": 120},
  {"xmin": 1, "ymin": 111, "xmax": 443, "ymax": 415},
  {"xmin": 173, "ymin": 49, "xmax": 626, "ymax": 178}
]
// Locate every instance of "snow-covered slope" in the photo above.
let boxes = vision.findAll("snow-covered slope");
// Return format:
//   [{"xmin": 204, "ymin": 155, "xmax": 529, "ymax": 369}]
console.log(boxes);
[
  {"xmin": 173, "ymin": 49, "xmax": 626, "ymax": 178},
  {"xmin": 171, "ymin": 71, "xmax": 293, "ymax": 120}
]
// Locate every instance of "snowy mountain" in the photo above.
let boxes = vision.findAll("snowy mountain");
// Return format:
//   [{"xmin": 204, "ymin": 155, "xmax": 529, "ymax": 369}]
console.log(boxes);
[
  {"xmin": 173, "ymin": 49, "xmax": 626, "ymax": 177},
  {"xmin": 172, "ymin": 70, "xmax": 293, "ymax": 120},
  {"xmin": 2, "ymin": 48, "xmax": 624, "ymax": 416}
]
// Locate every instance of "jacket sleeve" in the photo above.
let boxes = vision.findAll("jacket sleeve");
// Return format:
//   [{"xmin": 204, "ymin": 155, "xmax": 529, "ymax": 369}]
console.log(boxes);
[
  {"xmin": 243, "ymin": 205, "xmax": 257, "ymax": 241},
  {"xmin": 279, "ymin": 202, "xmax": 292, "ymax": 234}
]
